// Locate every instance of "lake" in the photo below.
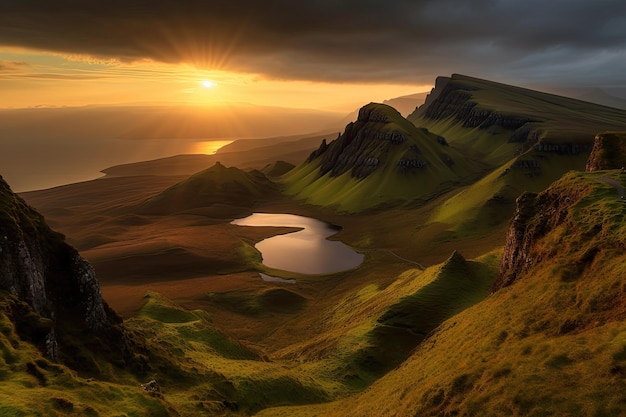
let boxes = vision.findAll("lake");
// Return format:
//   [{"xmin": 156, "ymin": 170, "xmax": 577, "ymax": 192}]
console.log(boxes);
[{"xmin": 231, "ymin": 213, "xmax": 364, "ymax": 275}]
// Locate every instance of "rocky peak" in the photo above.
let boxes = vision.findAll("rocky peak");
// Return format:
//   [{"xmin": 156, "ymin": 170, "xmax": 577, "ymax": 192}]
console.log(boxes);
[
  {"xmin": 0, "ymin": 175, "xmax": 123, "ymax": 364},
  {"xmin": 357, "ymin": 103, "xmax": 397, "ymax": 123},
  {"xmin": 306, "ymin": 103, "xmax": 443, "ymax": 180}
]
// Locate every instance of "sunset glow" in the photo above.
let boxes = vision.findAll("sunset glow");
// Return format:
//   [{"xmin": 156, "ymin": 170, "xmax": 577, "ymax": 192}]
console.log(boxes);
[{"xmin": 0, "ymin": 49, "xmax": 428, "ymax": 111}]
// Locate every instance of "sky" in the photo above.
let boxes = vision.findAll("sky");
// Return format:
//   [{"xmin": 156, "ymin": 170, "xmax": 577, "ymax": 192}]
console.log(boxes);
[
  {"xmin": 1, "ymin": 0, "xmax": 626, "ymax": 192},
  {"xmin": 1, "ymin": 0, "xmax": 625, "ymax": 110}
]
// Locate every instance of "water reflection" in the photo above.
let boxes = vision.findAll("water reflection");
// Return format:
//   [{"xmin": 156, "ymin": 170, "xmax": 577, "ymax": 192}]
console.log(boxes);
[{"xmin": 231, "ymin": 213, "xmax": 364, "ymax": 274}]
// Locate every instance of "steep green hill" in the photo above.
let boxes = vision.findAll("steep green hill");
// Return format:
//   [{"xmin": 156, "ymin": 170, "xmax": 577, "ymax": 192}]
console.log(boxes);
[
  {"xmin": 409, "ymin": 74, "xmax": 626, "ymax": 165},
  {"xmin": 404, "ymin": 75, "xmax": 626, "ymax": 236},
  {"xmin": 283, "ymin": 103, "xmax": 486, "ymax": 212}
]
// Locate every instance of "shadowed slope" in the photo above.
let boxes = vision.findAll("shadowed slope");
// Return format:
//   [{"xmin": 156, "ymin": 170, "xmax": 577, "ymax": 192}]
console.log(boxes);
[{"xmin": 139, "ymin": 162, "xmax": 279, "ymax": 215}]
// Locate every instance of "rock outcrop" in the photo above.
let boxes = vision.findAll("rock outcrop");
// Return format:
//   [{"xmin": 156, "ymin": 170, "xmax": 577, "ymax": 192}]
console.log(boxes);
[
  {"xmin": 0, "ymin": 175, "xmax": 127, "ymax": 366},
  {"xmin": 586, "ymin": 132, "xmax": 626, "ymax": 172},
  {"xmin": 307, "ymin": 103, "xmax": 451, "ymax": 180},
  {"xmin": 494, "ymin": 178, "xmax": 591, "ymax": 291}
]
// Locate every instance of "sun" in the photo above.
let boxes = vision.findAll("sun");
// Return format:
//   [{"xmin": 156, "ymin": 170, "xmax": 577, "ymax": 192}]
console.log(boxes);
[{"xmin": 201, "ymin": 80, "xmax": 216, "ymax": 88}]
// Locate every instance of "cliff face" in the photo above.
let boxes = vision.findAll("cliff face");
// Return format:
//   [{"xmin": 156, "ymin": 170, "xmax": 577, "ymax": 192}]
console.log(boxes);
[
  {"xmin": 0, "ymin": 175, "xmax": 124, "ymax": 365},
  {"xmin": 495, "ymin": 174, "xmax": 597, "ymax": 291},
  {"xmin": 412, "ymin": 75, "xmax": 534, "ymax": 131},
  {"xmin": 586, "ymin": 132, "xmax": 626, "ymax": 172}
]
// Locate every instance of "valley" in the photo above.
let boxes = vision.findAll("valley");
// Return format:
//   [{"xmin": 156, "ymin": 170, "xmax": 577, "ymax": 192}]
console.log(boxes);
[{"xmin": 3, "ymin": 74, "xmax": 626, "ymax": 416}]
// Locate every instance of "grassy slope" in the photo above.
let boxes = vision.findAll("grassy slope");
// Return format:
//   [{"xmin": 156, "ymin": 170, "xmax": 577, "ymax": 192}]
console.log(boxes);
[
  {"xmin": 410, "ymin": 74, "xmax": 626, "ymax": 159},
  {"xmin": 0, "ymin": 292, "xmax": 172, "ymax": 417},
  {"xmin": 283, "ymin": 104, "xmax": 485, "ymax": 212},
  {"xmin": 258, "ymin": 170, "xmax": 626, "ymax": 417},
  {"xmin": 404, "ymin": 75, "xmax": 626, "ymax": 237}
]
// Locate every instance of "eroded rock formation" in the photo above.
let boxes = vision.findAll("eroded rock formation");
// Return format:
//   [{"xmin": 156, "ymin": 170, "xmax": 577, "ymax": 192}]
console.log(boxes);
[{"xmin": 0, "ymin": 175, "xmax": 127, "ymax": 366}]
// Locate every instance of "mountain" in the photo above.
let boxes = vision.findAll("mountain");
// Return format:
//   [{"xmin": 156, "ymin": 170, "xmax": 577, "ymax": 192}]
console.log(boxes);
[
  {"xmin": 283, "ymin": 103, "xmax": 486, "ymax": 212},
  {"xmin": 404, "ymin": 74, "xmax": 626, "ymax": 235},
  {"xmin": 284, "ymin": 76, "xmax": 626, "ymax": 215},
  {"xmin": 409, "ymin": 74, "xmax": 626, "ymax": 164}
]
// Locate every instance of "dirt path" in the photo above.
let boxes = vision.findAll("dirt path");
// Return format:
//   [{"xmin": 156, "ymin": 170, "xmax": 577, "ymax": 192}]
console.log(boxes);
[
  {"xmin": 383, "ymin": 249, "xmax": 426, "ymax": 270},
  {"xmin": 598, "ymin": 176, "xmax": 625, "ymax": 199}
]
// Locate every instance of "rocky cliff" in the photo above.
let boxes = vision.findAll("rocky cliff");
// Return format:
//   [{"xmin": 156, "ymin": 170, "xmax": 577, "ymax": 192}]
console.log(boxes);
[
  {"xmin": 494, "ymin": 173, "xmax": 600, "ymax": 291},
  {"xmin": 307, "ymin": 103, "xmax": 453, "ymax": 180},
  {"xmin": 0, "ymin": 175, "xmax": 127, "ymax": 368},
  {"xmin": 586, "ymin": 132, "xmax": 626, "ymax": 171},
  {"xmin": 411, "ymin": 75, "xmax": 535, "ymax": 131}
]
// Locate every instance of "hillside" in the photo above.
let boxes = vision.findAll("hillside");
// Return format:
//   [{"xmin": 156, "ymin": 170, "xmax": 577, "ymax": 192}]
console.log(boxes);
[
  {"xmin": 409, "ymin": 74, "xmax": 626, "ymax": 165},
  {"xmin": 283, "ymin": 103, "xmax": 486, "ymax": 212},
  {"xmin": 257, "ymin": 170, "xmax": 626, "ymax": 417},
  {"xmin": 138, "ymin": 162, "xmax": 279, "ymax": 215},
  {"xmin": 283, "ymin": 76, "xmax": 626, "ymax": 218},
  {"xmin": 402, "ymin": 75, "xmax": 626, "ymax": 236}
]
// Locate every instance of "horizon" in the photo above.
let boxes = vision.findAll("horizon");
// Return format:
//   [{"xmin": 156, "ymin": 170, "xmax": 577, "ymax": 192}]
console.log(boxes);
[
  {"xmin": 2, "ymin": 1, "xmax": 625, "ymax": 111},
  {"xmin": 1, "ymin": 0, "xmax": 626, "ymax": 192}
]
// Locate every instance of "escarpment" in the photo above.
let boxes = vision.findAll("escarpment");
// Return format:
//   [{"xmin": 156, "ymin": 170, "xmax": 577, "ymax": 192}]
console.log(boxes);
[
  {"xmin": 412, "ymin": 75, "xmax": 535, "ymax": 132},
  {"xmin": 0, "ymin": 175, "xmax": 128, "ymax": 368},
  {"xmin": 494, "ymin": 175, "xmax": 596, "ymax": 291}
]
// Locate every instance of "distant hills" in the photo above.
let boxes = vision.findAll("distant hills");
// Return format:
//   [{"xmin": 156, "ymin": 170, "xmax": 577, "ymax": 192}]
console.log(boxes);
[
  {"xmin": 0, "ymin": 104, "xmax": 344, "ymax": 192},
  {"xmin": 285, "ymin": 74, "xmax": 626, "ymax": 232}
]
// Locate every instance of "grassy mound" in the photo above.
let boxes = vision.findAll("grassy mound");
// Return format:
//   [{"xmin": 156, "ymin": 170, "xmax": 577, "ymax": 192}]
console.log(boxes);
[{"xmin": 139, "ymin": 162, "xmax": 279, "ymax": 215}]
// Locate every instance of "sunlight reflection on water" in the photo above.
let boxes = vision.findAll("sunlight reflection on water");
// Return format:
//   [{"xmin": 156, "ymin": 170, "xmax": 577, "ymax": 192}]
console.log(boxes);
[{"xmin": 231, "ymin": 213, "xmax": 364, "ymax": 275}]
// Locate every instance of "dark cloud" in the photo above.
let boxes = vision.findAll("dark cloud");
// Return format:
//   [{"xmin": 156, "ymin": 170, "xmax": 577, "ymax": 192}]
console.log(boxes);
[{"xmin": 0, "ymin": 0, "xmax": 625, "ymax": 86}]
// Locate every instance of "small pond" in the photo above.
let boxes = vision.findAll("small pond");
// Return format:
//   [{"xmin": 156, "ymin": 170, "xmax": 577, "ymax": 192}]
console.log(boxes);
[{"xmin": 231, "ymin": 213, "xmax": 364, "ymax": 275}]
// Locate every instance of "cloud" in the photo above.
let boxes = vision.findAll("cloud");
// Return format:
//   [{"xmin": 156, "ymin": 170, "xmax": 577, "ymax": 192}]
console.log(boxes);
[
  {"xmin": 0, "ymin": 60, "xmax": 29, "ymax": 71},
  {"xmin": 0, "ymin": 0, "xmax": 625, "ymax": 86}
]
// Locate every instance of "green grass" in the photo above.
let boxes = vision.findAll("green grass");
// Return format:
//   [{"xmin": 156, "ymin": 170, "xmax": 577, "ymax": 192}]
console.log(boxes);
[
  {"xmin": 282, "ymin": 103, "xmax": 486, "ymax": 212},
  {"xmin": 410, "ymin": 74, "xmax": 626, "ymax": 165},
  {"xmin": 256, "ymin": 170, "xmax": 626, "ymax": 417},
  {"xmin": 0, "ymin": 292, "xmax": 171, "ymax": 417}
]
